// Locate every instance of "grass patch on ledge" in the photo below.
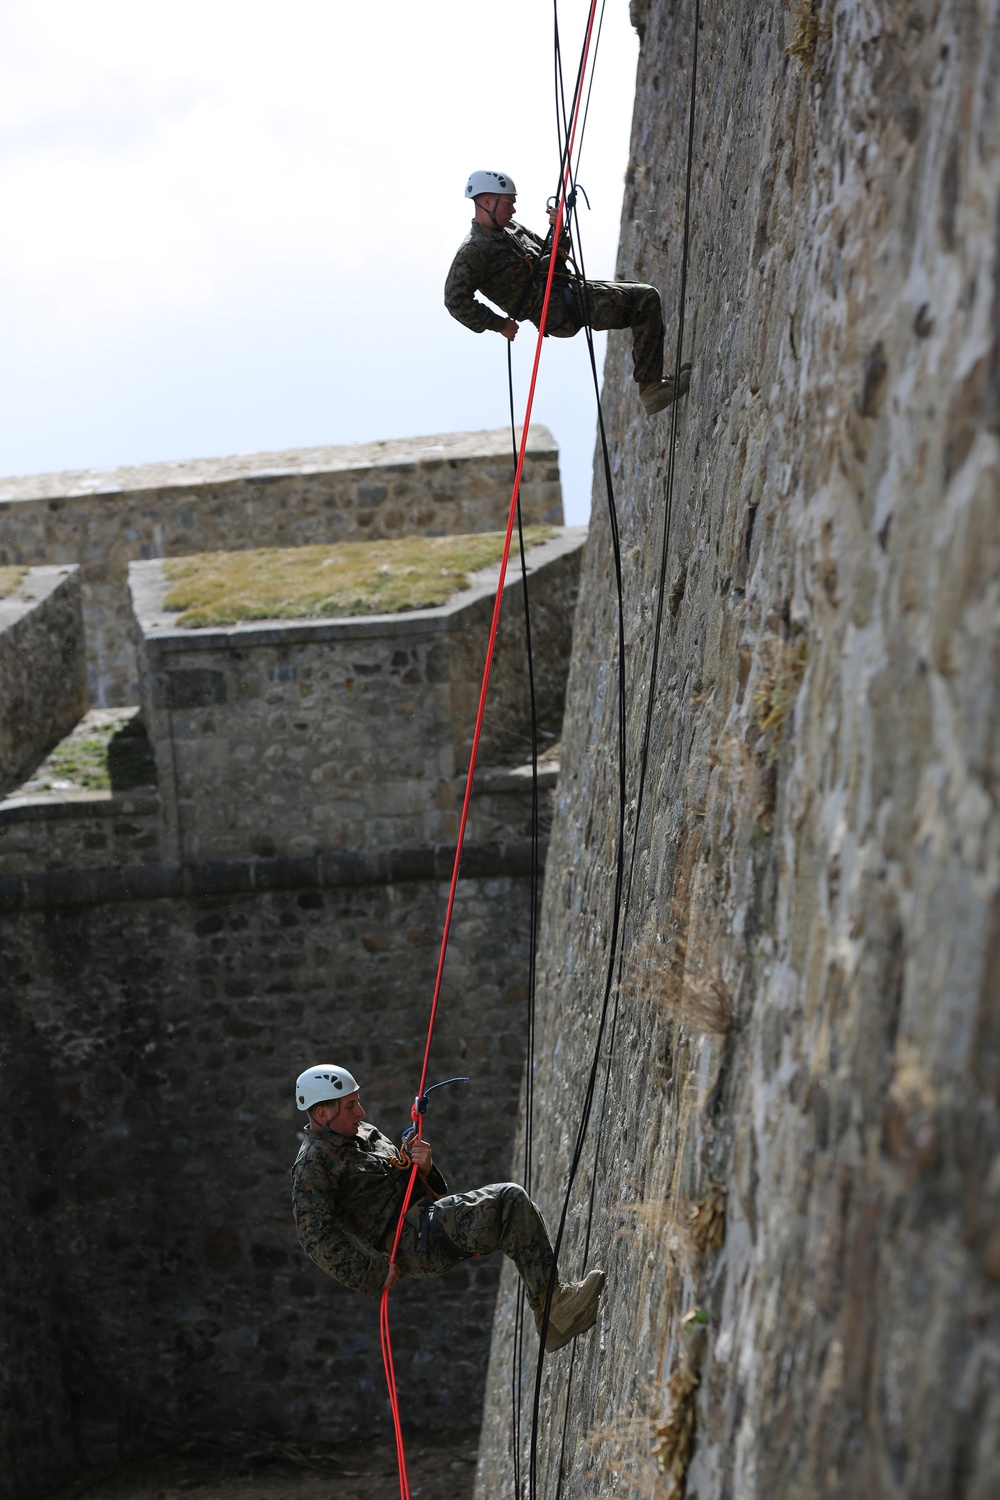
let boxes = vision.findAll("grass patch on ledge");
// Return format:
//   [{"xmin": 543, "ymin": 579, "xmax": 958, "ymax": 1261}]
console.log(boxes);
[
  {"xmin": 0, "ymin": 565, "xmax": 28, "ymax": 600},
  {"xmin": 161, "ymin": 528, "xmax": 555, "ymax": 628},
  {"xmin": 22, "ymin": 710, "xmax": 157, "ymax": 795}
]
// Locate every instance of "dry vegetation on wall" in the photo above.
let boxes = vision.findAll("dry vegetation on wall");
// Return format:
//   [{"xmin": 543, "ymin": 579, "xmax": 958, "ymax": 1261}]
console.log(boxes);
[
  {"xmin": 633, "ymin": 924, "xmax": 736, "ymax": 1039},
  {"xmin": 651, "ymin": 1358, "xmax": 701, "ymax": 1498},
  {"xmin": 161, "ymin": 528, "xmax": 553, "ymax": 626},
  {"xmin": 785, "ymin": 0, "xmax": 830, "ymax": 67},
  {"xmin": 749, "ymin": 635, "xmax": 808, "ymax": 765},
  {"xmin": 583, "ymin": 1352, "xmax": 706, "ymax": 1499},
  {"xmin": 0, "ymin": 565, "xmax": 27, "ymax": 600}
]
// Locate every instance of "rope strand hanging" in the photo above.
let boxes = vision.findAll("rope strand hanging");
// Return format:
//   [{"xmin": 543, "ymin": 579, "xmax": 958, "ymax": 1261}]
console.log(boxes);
[
  {"xmin": 528, "ymin": 3, "xmax": 702, "ymax": 1493},
  {"xmin": 378, "ymin": 9, "xmax": 606, "ymax": 1493}
]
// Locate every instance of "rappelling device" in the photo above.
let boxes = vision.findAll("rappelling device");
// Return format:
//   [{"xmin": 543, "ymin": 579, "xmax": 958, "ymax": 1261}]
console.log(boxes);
[
  {"xmin": 395, "ymin": 1076, "xmax": 471, "ymax": 1165},
  {"xmin": 507, "ymin": 183, "xmax": 590, "ymax": 327},
  {"xmin": 546, "ymin": 182, "xmax": 589, "ymax": 215}
]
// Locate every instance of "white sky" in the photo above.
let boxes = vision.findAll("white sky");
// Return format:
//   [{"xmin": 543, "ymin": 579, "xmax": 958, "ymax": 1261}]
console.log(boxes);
[{"xmin": 0, "ymin": 1, "xmax": 639, "ymax": 524}]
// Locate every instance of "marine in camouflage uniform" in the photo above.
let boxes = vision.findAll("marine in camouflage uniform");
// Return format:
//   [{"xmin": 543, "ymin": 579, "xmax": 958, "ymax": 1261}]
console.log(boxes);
[
  {"xmin": 444, "ymin": 216, "xmax": 667, "ymax": 386},
  {"xmin": 291, "ymin": 1117, "xmax": 556, "ymax": 1311}
]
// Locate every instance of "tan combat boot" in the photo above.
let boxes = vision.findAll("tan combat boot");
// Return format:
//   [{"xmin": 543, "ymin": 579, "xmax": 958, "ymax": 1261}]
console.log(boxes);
[
  {"xmin": 639, "ymin": 362, "xmax": 692, "ymax": 414},
  {"xmin": 534, "ymin": 1269, "xmax": 606, "ymax": 1353}
]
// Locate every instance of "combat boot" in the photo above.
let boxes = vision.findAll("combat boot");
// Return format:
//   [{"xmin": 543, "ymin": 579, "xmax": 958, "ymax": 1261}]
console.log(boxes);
[
  {"xmin": 639, "ymin": 362, "xmax": 692, "ymax": 414},
  {"xmin": 534, "ymin": 1269, "xmax": 606, "ymax": 1353}
]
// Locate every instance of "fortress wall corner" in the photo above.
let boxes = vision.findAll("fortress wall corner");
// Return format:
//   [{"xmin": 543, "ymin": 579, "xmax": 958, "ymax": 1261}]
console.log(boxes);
[{"xmin": 0, "ymin": 566, "xmax": 87, "ymax": 797}]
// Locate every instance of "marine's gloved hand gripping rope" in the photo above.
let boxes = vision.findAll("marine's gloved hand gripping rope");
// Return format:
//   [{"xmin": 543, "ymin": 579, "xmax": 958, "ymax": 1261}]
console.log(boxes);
[{"xmin": 393, "ymin": 1075, "xmax": 471, "ymax": 1168}]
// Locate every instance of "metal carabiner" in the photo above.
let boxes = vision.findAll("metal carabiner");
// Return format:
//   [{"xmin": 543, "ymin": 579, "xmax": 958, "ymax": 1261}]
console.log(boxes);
[{"xmin": 546, "ymin": 182, "xmax": 590, "ymax": 216}]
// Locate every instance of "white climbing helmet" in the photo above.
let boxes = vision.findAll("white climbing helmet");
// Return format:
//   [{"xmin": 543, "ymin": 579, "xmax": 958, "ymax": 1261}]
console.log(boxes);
[
  {"xmin": 295, "ymin": 1064, "xmax": 360, "ymax": 1112},
  {"xmin": 465, "ymin": 169, "xmax": 517, "ymax": 199}
]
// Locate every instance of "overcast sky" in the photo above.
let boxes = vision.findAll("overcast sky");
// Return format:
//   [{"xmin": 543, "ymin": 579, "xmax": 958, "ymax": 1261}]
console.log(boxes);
[{"xmin": 0, "ymin": 2, "xmax": 639, "ymax": 525}]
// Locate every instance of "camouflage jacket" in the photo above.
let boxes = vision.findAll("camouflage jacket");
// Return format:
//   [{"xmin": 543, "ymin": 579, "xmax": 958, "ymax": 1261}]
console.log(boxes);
[
  {"xmin": 291, "ymin": 1120, "xmax": 448, "ymax": 1298},
  {"xmin": 444, "ymin": 219, "xmax": 570, "ymax": 333}
]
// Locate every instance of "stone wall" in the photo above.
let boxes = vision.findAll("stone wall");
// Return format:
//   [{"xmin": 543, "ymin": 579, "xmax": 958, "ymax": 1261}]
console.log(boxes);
[
  {"xmin": 476, "ymin": 2, "xmax": 1000, "ymax": 1498},
  {"xmin": 0, "ymin": 860, "xmax": 534, "ymax": 1490},
  {"xmin": 0, "ymin": 427, "xmax": 563, "ymax": 707},
  {"xmin": 0, "ymin": 506, "xmax": 578, "ymax": 1493},
  {"xmin": 131, "ymin": 530, "xmax": 583, "ymax": 865},
  {"xmin": 0, "ymin": 975, "xmax": 78, "ymax": 1500},
  {"xmin": 0, "ymin": 790, "xmax": 161, "ymax": 878},
  {"xmin": 0, "ymin": 566, "xmax": 87, "ymax": 796}
]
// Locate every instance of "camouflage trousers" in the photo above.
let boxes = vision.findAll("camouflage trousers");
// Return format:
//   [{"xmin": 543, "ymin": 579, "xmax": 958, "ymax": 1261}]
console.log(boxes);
[
  {"xmin": 396, "ymin": 1182, "xmax": 554, "ymax": 1312},
  {"xmin": 532, "ymin": 278, "xmax": 665, "ymax": 385}
]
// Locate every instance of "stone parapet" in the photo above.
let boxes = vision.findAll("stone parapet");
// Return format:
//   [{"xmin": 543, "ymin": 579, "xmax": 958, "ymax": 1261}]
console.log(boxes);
[
  {"xmin": 0, "ymin": 790, "xmax": 161, "ymax": 879},
  {"xmin": 0, "ymin": 566, "xmax": 87, "ymax": 797},
  {"xmin": 131, "ymin": 529, "xmax": 584, "ymax": 865},
  {"xmin": 0, "ymin": 428, "xmax": 563, "ymax": 706}
]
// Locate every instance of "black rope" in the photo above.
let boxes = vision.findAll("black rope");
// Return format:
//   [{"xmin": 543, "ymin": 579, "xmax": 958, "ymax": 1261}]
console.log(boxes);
[
  {"xmin": 501, "ymin": 8, "xmax": 603, "ymax": 1485},
  {"xmin": 553, "ymin": 0, "xmax": 607, "ymax": 195},
  {"xmin": 572, "ymin": 0, "xmax": 608, "ymax": 186},
  {"xmin": 522, "ymin": 5, "xmax": 629, "ymax": 1494},
  {"xmin": 627, "ymin": 0, "xmax": 701, "ymax": 861},
  {"xmin": 506, "ymin": 341, "xmax": 542, "ymax": 1500},
  {"xmin": 526, "ymin": 2, "xmax": 702, "ymax": 1494}
]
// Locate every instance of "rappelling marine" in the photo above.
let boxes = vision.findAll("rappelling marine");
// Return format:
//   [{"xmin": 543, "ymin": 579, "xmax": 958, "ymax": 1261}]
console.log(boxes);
[
  {"xmin": 290, "ymin": 1063, "xmax": 605, "ymax": 1353},
  {"xmin": 445, "ymin": 169, "xmax": 691, "ymax": 415}
]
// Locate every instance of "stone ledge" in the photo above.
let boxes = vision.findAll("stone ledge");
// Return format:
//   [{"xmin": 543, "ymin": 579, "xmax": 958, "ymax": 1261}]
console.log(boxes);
[
  {"xmin": 1, "ymin": 426, "xmax": 564, "ymax": 705},
  {"xmin": 130, "ymin": 527, "xmax": 588, "ymax": 653},
  {"xmin": 475, "ymin": 762, "xmax": 560, "ymax": 792},
  {"xmin": 0, "ymin": 564, "xmax": 77, "ymax": 629},
  {"xmin": 0, "ymin": 788, "xmax": 159, "ymax": 824},
  {"xmin": 0, "ymin": 836, "xmax": 547, "ymax": 913},
  {"xmin": 0, "ymin": 426, "xmax": 557, "ymax": 503}
]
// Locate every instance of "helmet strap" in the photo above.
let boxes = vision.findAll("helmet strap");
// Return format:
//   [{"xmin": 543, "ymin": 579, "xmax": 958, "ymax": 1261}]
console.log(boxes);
[{"xmin": 475, "ymin": 194, "xmax": 500, "ymax": 229}]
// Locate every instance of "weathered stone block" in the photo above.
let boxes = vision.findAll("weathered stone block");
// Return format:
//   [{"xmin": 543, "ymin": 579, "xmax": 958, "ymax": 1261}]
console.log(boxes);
[
  {"xmin": 0, "ymin": 566, "xmax": 87, "ymax": 797},
  {"xmin": 131, "ymin": 529, "xmax": 584, "ymax": 865}
]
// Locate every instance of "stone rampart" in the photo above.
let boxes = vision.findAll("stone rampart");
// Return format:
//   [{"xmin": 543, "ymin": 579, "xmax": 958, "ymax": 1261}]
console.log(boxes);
[
  {"xmin": 0, "ymin": 861, "xmax": 535, "ymax": 1488},
  {"xmin": 0, "ymin": 513, "xmax": 578, "ymax": 1492},
  {"xmin": 0, "ymin": 566, "xmax": 87, "ymax": 797},
  {"xmin": 0, "ymin": 427, "xmax": 563, "ymax": 707},
  {"xmin": 476, "ymin": 2, "xmax": 1000, "ymax": 1497},
  {"xmin": 130, "ymin": 529, "xmax": 583, "ymax": 864},
  {"xmin": 0, "ymin": 791, "xmax": 161, "ymax": 879}
]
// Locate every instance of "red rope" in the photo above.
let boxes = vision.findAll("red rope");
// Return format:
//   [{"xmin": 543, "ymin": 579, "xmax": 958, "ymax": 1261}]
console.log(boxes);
[{"xmin": 379, "ymin": 7, "xmax": 602, "ymax": 1487}]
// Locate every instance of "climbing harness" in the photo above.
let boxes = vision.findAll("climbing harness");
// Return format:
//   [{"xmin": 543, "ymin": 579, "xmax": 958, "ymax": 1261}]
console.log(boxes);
[{"xmin": 503, "ymin": 185, "xmax": 590, "ymax": 330}]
